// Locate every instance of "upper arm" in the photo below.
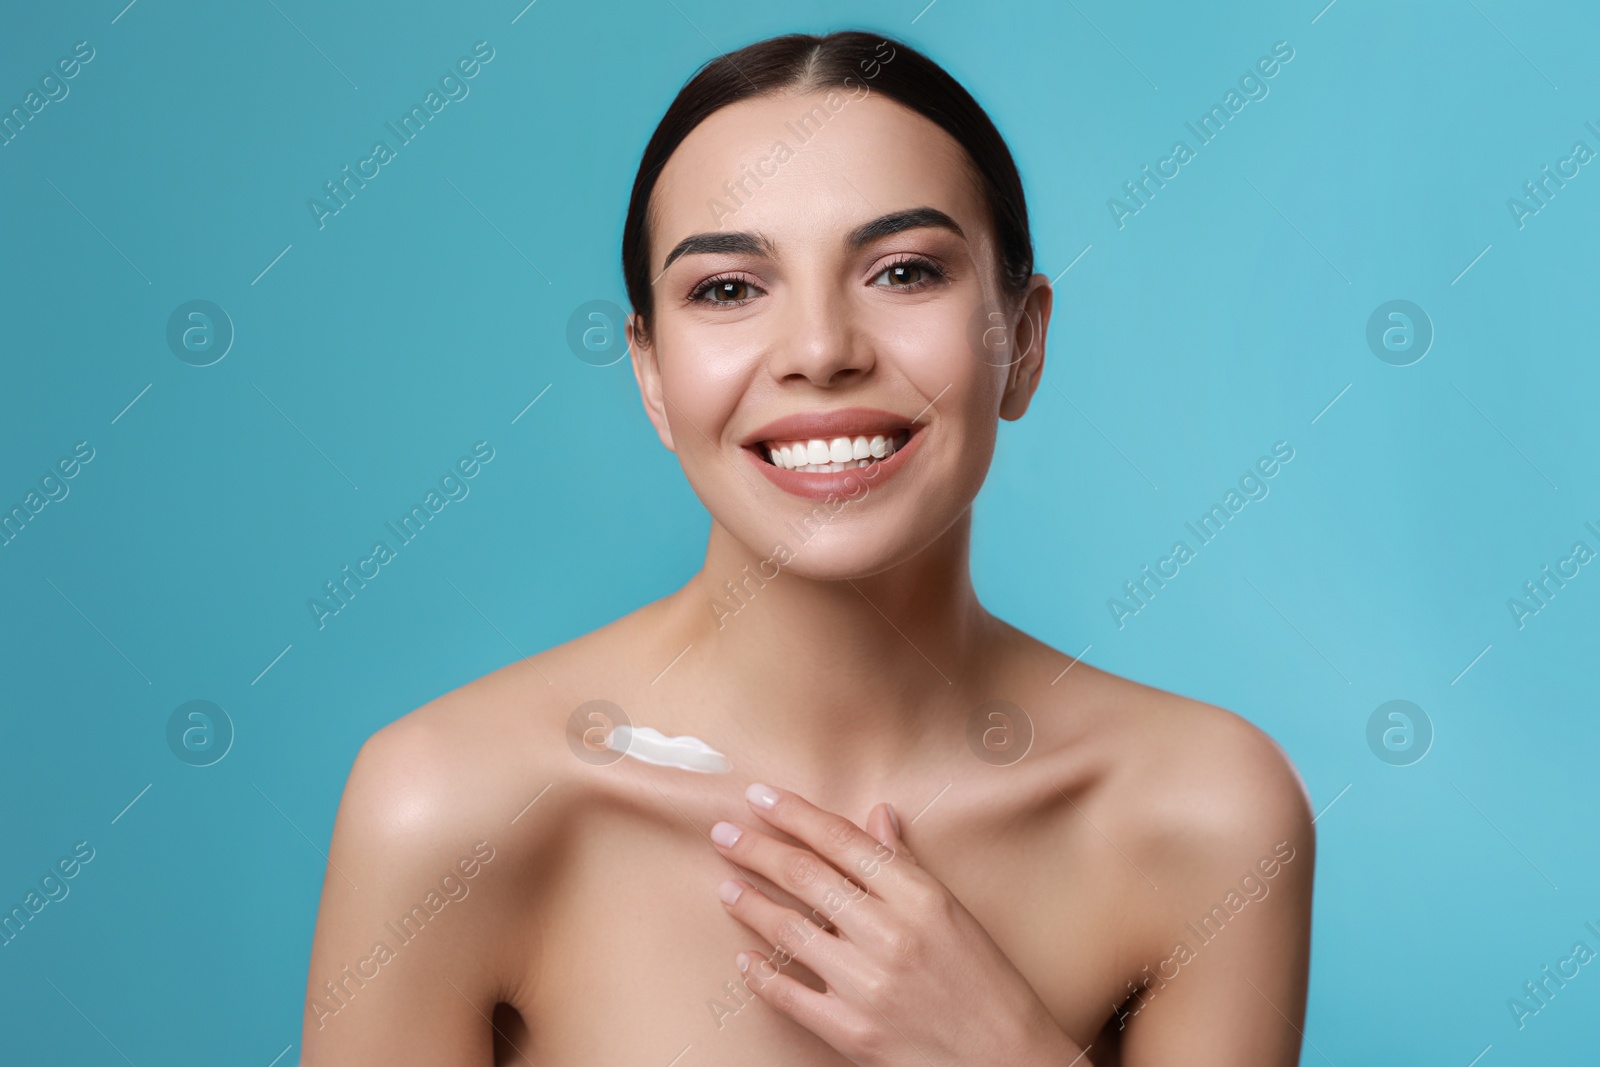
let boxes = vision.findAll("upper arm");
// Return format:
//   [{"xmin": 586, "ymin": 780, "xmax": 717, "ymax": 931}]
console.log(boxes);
[
  {"xmin": 1116, "ymin": 711, "xmax": 1316, "ymax": 1067},
  {"xmin": 299, "ymin": 718, "xmax": 514, "ymax": 1067}
]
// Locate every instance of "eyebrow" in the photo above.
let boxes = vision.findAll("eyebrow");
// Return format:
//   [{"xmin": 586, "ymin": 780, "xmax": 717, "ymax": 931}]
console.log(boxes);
[
  {"xmin": 846, "ymin": 206, "xmax": 966, "ymax": 249},
  {"xmin": 660, "ymin": 230, "xmax": 775, "ymax": 273},
  {"xmin": 658, "ymin": 206, "xmax": 966, "ymax": 275}
]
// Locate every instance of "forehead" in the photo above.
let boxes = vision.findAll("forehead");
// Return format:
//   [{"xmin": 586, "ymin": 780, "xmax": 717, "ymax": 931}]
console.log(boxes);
[{"xmin": 649, "ymin": 89, "xmax": 988, "ymax": 264}]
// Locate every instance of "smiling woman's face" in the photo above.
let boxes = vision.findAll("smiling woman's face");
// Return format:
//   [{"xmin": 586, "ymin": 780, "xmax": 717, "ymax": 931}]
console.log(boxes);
[{"xmin": 629, "ymin": 87, "xmax": 1050, "ymax": 579}]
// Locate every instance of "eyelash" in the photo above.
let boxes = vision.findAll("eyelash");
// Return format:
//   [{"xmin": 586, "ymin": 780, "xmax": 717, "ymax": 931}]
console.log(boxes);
[
  {"xmin": 685, "ymin": 255, "xmax": 950, "ymax": 306},
  {"xmin": 876, "ymin": 255, "xmax": 950, "ymax": 290},
  {"xmin": 685, "ymin": 273, "xmax": 754, "ymax": 306}
]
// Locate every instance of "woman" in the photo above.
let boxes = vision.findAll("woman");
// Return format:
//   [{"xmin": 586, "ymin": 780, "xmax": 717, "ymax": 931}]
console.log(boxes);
[{"xmin": 301, "ymin": 29, "xmax": 1314, "ymax": 1066}]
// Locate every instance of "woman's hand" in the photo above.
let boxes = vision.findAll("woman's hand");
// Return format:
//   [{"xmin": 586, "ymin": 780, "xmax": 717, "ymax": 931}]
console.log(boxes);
[{"xmin": 709, "ymin": 782, "xmax": 1090, "ymax": 1066}]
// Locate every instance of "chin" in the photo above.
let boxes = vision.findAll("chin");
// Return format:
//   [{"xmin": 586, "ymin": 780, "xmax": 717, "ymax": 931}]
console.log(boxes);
[
  {"xmin": 768, "ymin": 535, "xmax": 911, "ymax": 582},
  {"xmin": 723, "ymin": 494, "xmax": 961, "ymax": 583}
]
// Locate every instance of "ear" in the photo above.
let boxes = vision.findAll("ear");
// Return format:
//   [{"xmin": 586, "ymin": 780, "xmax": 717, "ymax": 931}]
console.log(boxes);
[
  {"xmin": 627, "ymin": 312, "xmax": 677, "ymax": 452},
  {"xmin": 998, "ymin": 273, "xmax": 1053, "ymax": 422}
]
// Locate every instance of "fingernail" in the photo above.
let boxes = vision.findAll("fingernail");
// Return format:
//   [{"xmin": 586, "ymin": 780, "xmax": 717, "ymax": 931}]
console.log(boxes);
[
  {"xmin": 888, "ymin": 803, "xmax": 901, "ymax": 837},
  {"xmin": 736, "ymin": 951, "xmax": 751, "ymax": 973},
  {"xmin": 711, "ymin": 821, "xmax": 743, "ymax": 847},
  {"xmin": 746, "ymin": 783, "xmax": 779, "ymax": 809},
  {"xmin": 718, "ymin": 879, "xmax": 744, "ymax": 905}
]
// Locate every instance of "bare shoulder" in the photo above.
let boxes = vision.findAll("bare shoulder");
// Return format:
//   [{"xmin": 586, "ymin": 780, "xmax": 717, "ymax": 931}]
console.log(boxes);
[
  {"xmin": 340, "ymin": 657, "xmax": 563, "ymax": 864},
  {"xmin": 995, "ymin": 620, "xmax": 1315, "ymax": 886},
  {"xmin": 327, "ymin": 590, "xmax": 687, "ymax": 899},
  {"xmin": 1031, "ymin": 649, "xmax": 1318, "ymax": 1053},
  {"xmin": 1127, "ymin": 677, "xmax": 1308, "ymax": 830},
  {"xmin": 301, "ymin": 617, "xmax": 645, "ymax": 1054},
  {"xmin": 1070, "ymin": 661, "xmax": 1315, "ymax": 897},
  {"xmin": 333, "ymin": 619, "xmax": 637, "ymax": 887}
]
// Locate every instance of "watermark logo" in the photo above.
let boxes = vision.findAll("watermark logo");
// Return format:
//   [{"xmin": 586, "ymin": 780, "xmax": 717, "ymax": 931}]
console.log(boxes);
[
  {"xmin": 965, "ymin": 699, "xmax": 1033, "ymax": 766},
  {"xmin": 566, "ymin": 299, "xmax": 630, "ymax": 367},
  {"xmin": 1109, "ymin": 441, "xmax": 1295, "ymax": 629},
  {"xmin": 166, "ymin": 700, "xmax": 234, "ymax": 767},
  {"xmin": 1507, "ymin": 522, "xmax": 1598, "ymax": 630},
  {"xmin": 1, "ymin": 440, "xmax": 96, "ymax": 549},
  {"xmin": 1108, "ymin": 41, "xmax": 1295, "ymax": 229},
  {"xmin": 307, "ymin": 841, "xmax": 497, "ymax": 1029},
  {"xmin": 0, "ymin": 840, "xmax": 95, "ymax": 949},
  {"xmin": 1, "ymin": 40, "xmax": 95, "ymax": 150},
  {"xmin": 308, "ymin": 42, "xmax": 496, "ymax": 230},
  {"xmin": 1507, "ymin": 120, "xmax": 1599, "ymax": 230},
  {"xmin": 567, "ymin": 700, "xmax": 629, "ymax": 766},
  {"xmin": 1113, "ymin": 841, "xmax": 1297, "ymax": 1029},
  {"xmin": 166, "ymin": 300, "xmax": 234, "ymax": 366},
  {"xmin": 308, "ymin": 441, "xmax": 496, "ymax": 631},
  {"xmin": 1365, "ymin": 300, "xmax": 1432, "ymax": 366},
  {"xmin": 705, "ymin": 40, "xmax": 898, "ymax": 226},
  {"xmin": 1365, "ymin": 699, "xmax": 1432, "ymax": 766},
  {"xmin": 708, "ymin": 451, "xmax": 888, "ymax": 630},
  {"xmin": 966, "ymin": 299, "xmax": 1043, "ymax": 368},
  {"xmin": 1507, "ymin": 920, "xmax": 1600, "ymax": 1030}
]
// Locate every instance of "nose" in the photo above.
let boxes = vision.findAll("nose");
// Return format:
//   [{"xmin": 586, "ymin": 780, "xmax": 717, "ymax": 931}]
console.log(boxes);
[{"xmin": 765, "ymin": 280, "xmax": 873, "ymax": 387}]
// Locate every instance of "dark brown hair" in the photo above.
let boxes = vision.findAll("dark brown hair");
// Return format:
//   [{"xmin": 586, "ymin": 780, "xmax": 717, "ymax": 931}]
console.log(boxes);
[{"xmin": 621, "ymin": 30, "xmax": 1035, "ymax": 335}]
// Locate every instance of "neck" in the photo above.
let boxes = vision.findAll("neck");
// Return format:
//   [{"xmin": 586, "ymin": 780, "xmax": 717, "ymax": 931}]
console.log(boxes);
[{"xmin": 653, "ymin": 509, "xmax": 1000, "ymax": 801}]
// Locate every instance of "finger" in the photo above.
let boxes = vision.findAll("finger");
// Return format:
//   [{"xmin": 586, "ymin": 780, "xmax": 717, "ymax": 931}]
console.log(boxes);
[
  {"xmin": 867, "ymin": 802, "xmax": 917, "ymax": 865},
  {"xmin": 866, "ymin": 803, "xmax": 892, "ymax": 847},
  {"xmin": 866, "ymin": 802, "xmax": 894, "ymax": 847},
  {"xmin": 718, "ymin": 878, "xmax": 854, "ymax": 987},
  {"xmin": 743, "ymin": 784, "xmax": 919, "ymax": 898},
  {"xmin": 733, "ymin": 948, "xmax": 843, "ymax": 1038},
  {"xmin": 710, "ymin": 819, "xmax": 879, "ymax": 936}
]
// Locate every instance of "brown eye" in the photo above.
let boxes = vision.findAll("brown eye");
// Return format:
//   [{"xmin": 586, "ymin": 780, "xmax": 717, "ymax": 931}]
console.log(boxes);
[
  {"xmin": 872, "ymin": 258, "xmax": 947, "ymax": 289},
  {"xmin": 689, "ymin": 275, "xmax": 762, "ymax": 305}
]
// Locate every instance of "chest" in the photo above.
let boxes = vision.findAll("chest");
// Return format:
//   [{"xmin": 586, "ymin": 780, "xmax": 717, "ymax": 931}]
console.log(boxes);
[{"xmin": 506, "ymin": 816, "xmax": 1134, "ymax": 1064}]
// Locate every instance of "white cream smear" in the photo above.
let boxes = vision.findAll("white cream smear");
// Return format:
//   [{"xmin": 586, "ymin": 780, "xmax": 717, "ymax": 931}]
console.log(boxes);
[{"xmin": 607, "ymin": 724, "xmax": 732, "ymax": 774}]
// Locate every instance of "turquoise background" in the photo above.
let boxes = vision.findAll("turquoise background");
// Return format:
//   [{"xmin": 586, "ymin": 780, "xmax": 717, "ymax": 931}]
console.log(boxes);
[{"xmin": 2, "ymin": 0, "xmax": 1596, "ymax": 1062}]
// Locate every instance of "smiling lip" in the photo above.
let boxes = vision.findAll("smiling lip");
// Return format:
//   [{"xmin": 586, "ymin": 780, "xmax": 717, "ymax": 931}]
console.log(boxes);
[
  {"xmin": 739, "ymin": 406, "xmax": 918, "ymax": 447},
  {"xmin": 740, "ymin": 406, "xmax": 927, "ymax": 501}
]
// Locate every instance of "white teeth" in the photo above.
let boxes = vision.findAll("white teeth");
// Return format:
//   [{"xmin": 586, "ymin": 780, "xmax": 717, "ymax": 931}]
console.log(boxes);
[{"xmin": 761, "ymin": 431, "xmax": 909, "ymax": 472}]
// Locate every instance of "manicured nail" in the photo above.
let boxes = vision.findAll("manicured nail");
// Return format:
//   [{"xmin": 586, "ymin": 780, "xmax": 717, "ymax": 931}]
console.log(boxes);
[
  {"xmin": 711, "ymin": 821, "xmax": 743, "ymax": 847},
  {"xmin": 736, "ymin": 951, "xmax": 751, "ymax": 973},
  {"xmin": 718, "ymin": 879, "xmax": 744, "ymax": 905},
  {"xmin": 888, "ymin": 803, "xmax": 901, "ymax": 837},
  {"xmin": 746, "ymin": 783, "xmax": 779, "ymax": 809}
]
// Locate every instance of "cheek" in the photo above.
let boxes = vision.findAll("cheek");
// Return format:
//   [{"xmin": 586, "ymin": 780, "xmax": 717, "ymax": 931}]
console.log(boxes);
[
  {"xmin": 657, "ymin": 323, "xmax": 753, "ymax": 446},
  {"xmin": 869, "ymin": 312, "xmax": 1004, "ymax": 444}
]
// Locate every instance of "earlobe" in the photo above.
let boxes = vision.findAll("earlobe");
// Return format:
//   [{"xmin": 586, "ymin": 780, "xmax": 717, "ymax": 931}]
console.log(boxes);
[
  {"xmin": 626, "ymin": 314, "xmax": 677, "ymax": 452},
  {"xmin": 999, "ymin": 279, "xmax": 1051, "ymax": 421}
]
